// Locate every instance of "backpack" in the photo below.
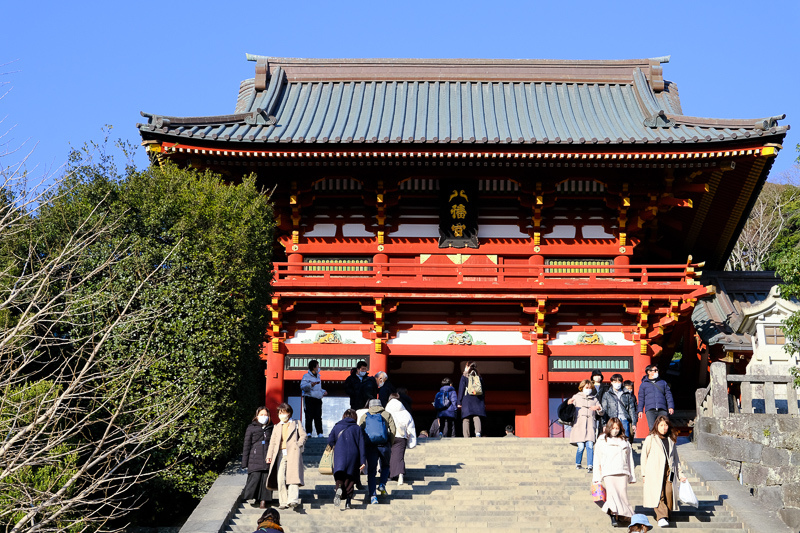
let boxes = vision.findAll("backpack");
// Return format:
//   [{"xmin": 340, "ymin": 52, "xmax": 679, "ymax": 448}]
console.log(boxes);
[
  {"xmin": 467, "ymin": 372, "xmax": 483, "ymax": 396},
  {"xmin": 364, "ymin": 412, "xmax": 389, "ymax": 445},
  {"xmin": 433, "ymin": 390, "xmax": 451, "ymax": 411},
  {"xmin": 557, "ymin": 399, "xmax": 577, "ymax": 426}
]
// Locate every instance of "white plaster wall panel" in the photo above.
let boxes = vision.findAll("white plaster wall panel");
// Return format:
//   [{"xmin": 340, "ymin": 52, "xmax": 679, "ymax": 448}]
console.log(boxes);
[
  {"xmin": 474, "ymin": 331, "xmax": 530, "ymax": 344},
  {"xmin": 388, "ymin": 330, "xmax": 529, "ymax": 345},
  {"xmin": 387, "ymin": 331, "xmax": 445, "ymax": 344},
  {"xmin": 581, "ymin": 225, "xmax": 615, "ymax": 239},
  {"xmin": 544, "ymin": 225, "xmax": 576, "ymax": 238},
  {"xmin": 391, "ymin": 224, "xmax": 440, "ymax": 238},
  {"xmin": 286, "ymin": 329, "xmax": 371, "ymax": 344},
  {"xmin": 304, "ymin": 224, "xmax": 337, "ymax": 237},
  {"xmin": 548, "ymin": 331, "xmax": 633, "ymax": 345},
  {"xmin": 341, "ymin": 224, "xmax": 373, "ymax": 237},
  {"xmin": 477, "ymin": 224, "xmax": 530, "ymax": 239}
]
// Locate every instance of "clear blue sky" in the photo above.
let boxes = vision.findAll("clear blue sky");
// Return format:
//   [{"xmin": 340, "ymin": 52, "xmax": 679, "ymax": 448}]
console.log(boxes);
[{"xmin": 4, "ymin": 1, "xmax": 799, "ymax": 180}]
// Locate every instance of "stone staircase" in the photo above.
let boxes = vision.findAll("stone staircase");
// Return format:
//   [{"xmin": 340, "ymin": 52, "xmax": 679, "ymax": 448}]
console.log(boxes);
[{"xmin": 225, "ymin": 438, "xmax": 747, "ymax": 533}]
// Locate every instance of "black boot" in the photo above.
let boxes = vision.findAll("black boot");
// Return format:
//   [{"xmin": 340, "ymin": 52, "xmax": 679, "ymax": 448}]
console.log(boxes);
[{"xmin": 610, "ymin": 514, "xmax": 619, "ymax": 527}]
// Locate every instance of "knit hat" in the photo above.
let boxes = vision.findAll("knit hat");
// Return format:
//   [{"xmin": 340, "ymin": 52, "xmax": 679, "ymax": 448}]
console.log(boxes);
[
  {"xmin": 628, "ymin": 514, "xmax": 652, "ymax": 531},
  {"xmin": 368, "ymin": 399, "xmax": 382, "ymax": 408}
]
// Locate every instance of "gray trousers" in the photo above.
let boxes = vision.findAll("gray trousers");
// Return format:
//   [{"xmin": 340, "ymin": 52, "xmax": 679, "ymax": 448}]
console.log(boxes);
[
  {"xmin": 462, "ymin": 415, "xmax": 482, "ymax": 437},
  {"xmin": 645, "ymin": 409, "xmax": 669, "ymax": 431}
]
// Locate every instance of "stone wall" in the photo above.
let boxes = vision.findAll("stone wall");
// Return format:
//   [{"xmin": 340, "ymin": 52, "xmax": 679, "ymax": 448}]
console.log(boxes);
[{"xmin": 694, "ymin": 414, "xmax": 800, "ymax": 530}]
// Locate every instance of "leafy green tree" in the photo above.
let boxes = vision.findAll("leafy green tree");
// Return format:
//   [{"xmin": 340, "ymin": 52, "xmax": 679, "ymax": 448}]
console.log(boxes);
[
  {"xmin": 2, "ymin": 139, "xmax": 274, "ymax": 531},
  {"xmin": 775, "ymin": 144, "xmax": 800, "ymax": 386}
]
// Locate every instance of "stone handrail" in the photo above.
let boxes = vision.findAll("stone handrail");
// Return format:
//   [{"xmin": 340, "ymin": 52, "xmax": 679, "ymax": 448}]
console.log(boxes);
[
  {"xmin": 695, "ymin": 382, "xmax": 712, "ymax": 418},
  {"xmin": 697, "ymin": 361, "xmax": 799, "ymax": 417}
]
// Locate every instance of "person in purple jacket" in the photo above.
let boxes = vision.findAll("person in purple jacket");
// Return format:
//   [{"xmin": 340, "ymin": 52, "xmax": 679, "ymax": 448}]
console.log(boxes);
[
  {"xmin": 435, "ymin": 377, "xmax": 459, "ymax": 437},
  {"xmin": 637, "ymin": 365, "xmax": 674, "ymax": 431}
]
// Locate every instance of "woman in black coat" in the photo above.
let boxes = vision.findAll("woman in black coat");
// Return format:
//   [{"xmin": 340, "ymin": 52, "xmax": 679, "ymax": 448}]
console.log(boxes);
[
  {"xmin": 327, "ymin": 409, "xmax": 366, "ymax": 510},
  {"xmin": 242, "ymin": 406, "xmax": 274, "ymax": 508}
]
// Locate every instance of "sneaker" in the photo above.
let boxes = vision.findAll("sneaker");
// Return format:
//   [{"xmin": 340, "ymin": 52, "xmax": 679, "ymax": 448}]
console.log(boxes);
[
  {"xmin": 289, "ymin": 500, "xmax": 301, "ymax": 511},
  {"xmin": 610, "ymin": 515, "xmax": 618, "ymax": 527},
  {"xmin": 576, "ymin": 464, "xmax": 582, "ymax": 469},
  {"xmin": 397, "ymin": 474, "xmax": 404, "ymax": 486},
  {"xmin": 658, "ymin": 518, "xmax": 669, "ymax": 528},
  {"xmin": 342, "ymin": 499, "xmax": 352, "ymax": 511},
  {"xmin": 370, "ymin": 495, "xmax": 379, "ymax": 505},
  {"xmin": 333, "ymin": 487, "xmax": 342, "ymax": 506},
  {"xmin": 277, "ymin": 504, "xmax": 288, "ymax": 510},
  {"xmin": 378, "ymin": 484, "xmax": 387, "ymax": 495},
  {"xmin": 476, "ymin": 432, "xmax": 481, "ymax": 437},
  {"xmin": 587, "ymin": 465, "xmax": 593, "ymax": 473}
]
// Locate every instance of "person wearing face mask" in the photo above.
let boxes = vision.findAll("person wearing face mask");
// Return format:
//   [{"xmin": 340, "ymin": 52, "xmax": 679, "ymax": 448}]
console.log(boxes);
[
  {"xmin": 300, "ymin": 360, "xmax": 327, "ymax": 437},
  {"xmin": 344, "ymin": 365, "xmax": 362, "ymax": 410},
  {"xmin": 637, "ymin": 365, "xmax": 674, "ymax": 431},
  {"xmin": 567, "ymin": 379, "xmax": 604, "ymax": 471},
  {"xmin": 590, "ymin": 370, "xmax": 610, "ymax": 404},
  {"xmin": 345, "ymin": 361, "xmax": 379, "ymax": 410},
  {"xmin": 375, "ymin": 371, "xmax": 397, "ymax": 407},
  {"xmin": 623, "ymin": 380, "xmax": 638, "ymax": 410},
  {"xmin": 590, "ymin": 370, "xmax": 611, "ymax": 435},
  {"xmin": 242, "ymin": 407, "xmax": 274, "ymax": 508},
  {"xmin": 641, "ymin": 416, "xmax": 686, "ymax": 528},
  {"xmin": 593, "ymin": 418, "xmax": 636, "ymax": 527},
  {"xmin": 266, "ymin": 403, "xmax": 308, "ymax": 511},
  {"xmin": 601, "ymin": 374, "xmax": 637, "ymax": 439}
]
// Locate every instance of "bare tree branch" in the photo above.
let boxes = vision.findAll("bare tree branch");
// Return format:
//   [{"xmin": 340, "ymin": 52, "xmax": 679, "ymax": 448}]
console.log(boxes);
[
  {"xmin": 1, "ymin": 123, "xmax": 199, "ymax": 533},
  {"xmin": 726, "ymin": 181, "xmax": 800, "ymax": 271}
]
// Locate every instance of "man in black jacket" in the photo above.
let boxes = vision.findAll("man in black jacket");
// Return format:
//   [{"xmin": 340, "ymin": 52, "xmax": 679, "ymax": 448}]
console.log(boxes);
[{"xmin": 344, "ymin": 360, "xmax": 378, "ymax": 409}]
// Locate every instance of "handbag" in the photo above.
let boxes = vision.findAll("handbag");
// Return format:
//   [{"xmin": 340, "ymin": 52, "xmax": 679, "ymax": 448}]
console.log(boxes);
[
  {"xmin": 678, "ymin": 480, "xmax": 699, "ymax": 507},
  {"xmin": 318, "ymin": 445, "xmax": 334, "ymax": 475},
  {"xmin": 591, "ymin": 481, "xmax": 606, "ymax": 502},
  {"xmin": 318, "ymin": 428, "xmax": 345, "ymax": 475}
]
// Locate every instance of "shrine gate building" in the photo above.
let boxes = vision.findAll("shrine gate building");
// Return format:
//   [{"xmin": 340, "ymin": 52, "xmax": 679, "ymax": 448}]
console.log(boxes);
[{"xmin": 138, "ymin": 55, "xmax": 788, "ymax": 437}]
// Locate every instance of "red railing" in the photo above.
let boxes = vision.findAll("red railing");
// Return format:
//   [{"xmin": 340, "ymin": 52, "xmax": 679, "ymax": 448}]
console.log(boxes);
[{"xmin": 273, "ymin": 261, "xmax": 700, "ymax": 286}]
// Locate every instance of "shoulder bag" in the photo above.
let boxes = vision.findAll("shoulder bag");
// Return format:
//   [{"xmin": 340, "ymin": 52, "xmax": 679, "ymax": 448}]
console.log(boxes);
[{"xmin": 318, "ymin": 428, "xmax": 345, "ymax": 475}]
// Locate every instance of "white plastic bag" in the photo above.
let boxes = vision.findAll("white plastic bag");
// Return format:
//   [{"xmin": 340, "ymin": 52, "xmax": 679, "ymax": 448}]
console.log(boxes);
[{"xmin": 679, "ymin": 480, "xmax": 699, "ymax": 507}]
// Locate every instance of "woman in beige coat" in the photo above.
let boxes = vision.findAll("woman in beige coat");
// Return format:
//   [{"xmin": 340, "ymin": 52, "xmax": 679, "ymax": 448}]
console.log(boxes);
[
  {"xmin": 568, "ymin": 379, "xmax": 604, "ymax": 471},
  {"xmin": 593, "ymin": 417, "xmax": 636, "ymax": 527},
  {"xmin": 640, "ymin": 415, "xmax": 686, "ymax": 528},
  {"xmin": 266, "ymin": 403, "xmax": 308, "ymax": 510}
]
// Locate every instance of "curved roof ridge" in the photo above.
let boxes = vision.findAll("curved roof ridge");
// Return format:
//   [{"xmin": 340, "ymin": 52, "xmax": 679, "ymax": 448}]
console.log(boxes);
[{"xmin": 244, "ymin": 54, "xmax": 670, "ymax": 88}]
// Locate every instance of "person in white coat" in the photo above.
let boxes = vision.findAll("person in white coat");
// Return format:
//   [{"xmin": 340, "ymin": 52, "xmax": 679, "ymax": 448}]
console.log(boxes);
[
  {"xmin": 593, "ymin": 417, "xmax": 636, "ymax": 527},
  {"xmin": 385, "ymin": 393, "xmax": 416, "ymax": 485},
  {"xmin": 300, "ymin": 359, "xmax": 327, "ymax": 437},
  {"xmin": 641, "ymin": 415, "xmax": 686, "ymax": 528}
]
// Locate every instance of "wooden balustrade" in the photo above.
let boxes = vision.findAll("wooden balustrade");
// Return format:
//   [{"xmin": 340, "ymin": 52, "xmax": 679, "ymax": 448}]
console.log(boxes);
[{"xmin": 273, "ymin": 261, "xmax": 699, "ymax": 285}]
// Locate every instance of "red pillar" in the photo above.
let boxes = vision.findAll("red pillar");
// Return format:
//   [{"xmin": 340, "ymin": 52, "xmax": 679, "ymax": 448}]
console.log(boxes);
[
  {"xmin": 264, "ymin": 344, "xmax": 285, "ymax": 413},
  {"xmin": 371, "ymin": 347, "xmax": 387, "ymax": 376},
  {"xmin": 530, "ymin": 350, "xmax": 550, "ymax": 437}
]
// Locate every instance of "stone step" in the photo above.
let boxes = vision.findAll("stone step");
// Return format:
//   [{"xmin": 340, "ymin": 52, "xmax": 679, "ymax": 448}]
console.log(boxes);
[{"xmin": 226, "ymin": 438, "xmax": 748, "ymax": 533}]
